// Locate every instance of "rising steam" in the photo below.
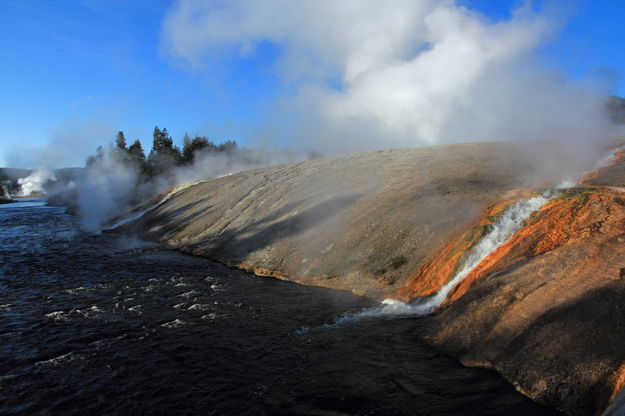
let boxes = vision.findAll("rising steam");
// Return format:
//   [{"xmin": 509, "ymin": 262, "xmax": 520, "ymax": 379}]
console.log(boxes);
[
  {"xmin": 163, "ymin": 0, "xmax": 619, "ymax": 162},
  {"xmin": 75, "ymin": 145, "xmax": 311, "ymax": 232},
  {"xmin": 8, "ymin": 1, "xmax": 624, "ymax": 232},
  {"xmin": 76, "ymin": 152, "xmax": 139, "ymax": 232},
  {"xmin": 17, "ymin": 169, "xmax": 57, "ymax": 197}
]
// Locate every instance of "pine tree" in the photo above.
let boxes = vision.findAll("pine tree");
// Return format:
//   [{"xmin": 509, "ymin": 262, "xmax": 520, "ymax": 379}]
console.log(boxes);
[
  {"xmin": 115, "ymin": 131, "xmax": 127, "ymax": 150},
  {"xmin": 148, "ymin": 126, "xmax": 181, "ymax": 176},
  {"xmin": 128, "ymin": 140, "xmax": 147, "ymax": 172},
  {"xmin": 218, "ymin": 140, "xmax": 237, "ymax": 153},
  {"xmin": 181, "ymin": 134, "xmax": 212, "ymax": 164}
]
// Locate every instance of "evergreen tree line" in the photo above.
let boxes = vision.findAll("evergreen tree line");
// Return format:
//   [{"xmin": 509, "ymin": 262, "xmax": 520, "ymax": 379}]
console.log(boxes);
[{"xmin": 86, "ymin": 126, "xmax": 238, "ymax": 177}]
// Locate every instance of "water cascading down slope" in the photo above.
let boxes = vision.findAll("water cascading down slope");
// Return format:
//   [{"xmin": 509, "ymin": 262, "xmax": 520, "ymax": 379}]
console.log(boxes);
[
  {"xmin": 341, "ymin": 146, "xmax": 625, "ymax": 322},
  {"xmin": 420, "ymin": 148, "xmax": 625, "ymax": 416},
  {"xmin": 336, "ymin": 191, "xmax": 553, "ymax": 322}
]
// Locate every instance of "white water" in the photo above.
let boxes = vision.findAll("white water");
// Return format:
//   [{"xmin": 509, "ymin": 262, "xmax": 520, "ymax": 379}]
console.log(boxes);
[
  {"xmin": 337, "ymin": 145, "xmax": 625, "ymax": 323},
  {"xmin": 336, "ymin": 192, "xmax": 553, "ymax": 324},
  {"xmin": 592, "ymin": 145, "xmax": 624, "ymax": 172}
]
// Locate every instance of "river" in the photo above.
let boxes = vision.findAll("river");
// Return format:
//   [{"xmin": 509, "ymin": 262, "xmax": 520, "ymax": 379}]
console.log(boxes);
[{"xmin": 0, "ymin": 200, "xmax": 556, "ymax": 415}]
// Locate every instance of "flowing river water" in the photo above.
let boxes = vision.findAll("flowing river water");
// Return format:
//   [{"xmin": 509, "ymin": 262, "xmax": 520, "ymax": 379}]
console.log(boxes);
[{"xmin": 0, "ymin": 200, "xmax": 557, "ymax": 415}]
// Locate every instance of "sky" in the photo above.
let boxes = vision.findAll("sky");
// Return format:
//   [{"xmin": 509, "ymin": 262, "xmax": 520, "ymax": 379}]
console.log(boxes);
[{"xmin": 1, "ymin": 0, "xmax": 624, "ymax": 168}]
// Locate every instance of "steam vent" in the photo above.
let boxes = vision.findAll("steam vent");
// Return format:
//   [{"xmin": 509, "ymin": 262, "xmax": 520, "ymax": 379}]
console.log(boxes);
[{"xmin": 109, "ymin": 141, "xmax": 625, "ymax": 415}]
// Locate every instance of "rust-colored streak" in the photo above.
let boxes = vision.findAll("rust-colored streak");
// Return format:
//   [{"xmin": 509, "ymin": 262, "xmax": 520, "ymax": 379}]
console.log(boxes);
[
  {"xmin": 395, "ymin": 199, "xmax": 513, "ymax": 301},
  {"xmin": 443, "ymin": 197, "xmax": 574, "ymax": 304},
  {"xmin": 398, "ymin": 185, "xmax": 624, "ymax": 306},
  {"xmin": 445, "ymin": 189, "xmax": 625, "ymax": 305}
]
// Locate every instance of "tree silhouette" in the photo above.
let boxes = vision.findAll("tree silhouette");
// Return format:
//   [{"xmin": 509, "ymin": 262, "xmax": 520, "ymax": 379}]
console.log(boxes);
[
  {"xmin": 148, "ymin": 126, "xmax": 181, "ymax": 176},
  {"xmin": 115, "ymin": 131, "xmax": 127, "ymax": 150},
  {"xmin": 128, "ymin": 140, "xmax": 147, "ymax": 173},
  {"xmin": 181, "ymin": 134, "xmax": 215, "ymax": 164}
]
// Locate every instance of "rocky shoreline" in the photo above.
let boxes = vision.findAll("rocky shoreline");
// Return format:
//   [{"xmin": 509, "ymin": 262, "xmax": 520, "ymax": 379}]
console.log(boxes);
[{"xmin": 117, "ymin": 142, "xmax": 625, "ymax": 415}]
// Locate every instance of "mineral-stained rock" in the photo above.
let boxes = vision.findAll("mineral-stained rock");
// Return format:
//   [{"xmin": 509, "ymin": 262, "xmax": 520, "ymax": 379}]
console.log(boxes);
[{"xmin": 420, "ymin": 172, "xmax": 625, "ymax": 415}]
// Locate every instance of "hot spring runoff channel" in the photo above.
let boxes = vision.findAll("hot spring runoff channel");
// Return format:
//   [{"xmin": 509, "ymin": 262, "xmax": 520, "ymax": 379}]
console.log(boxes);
[{"xmin": 0, "ymin": 201, "xmax": 555, "ymax": 415}]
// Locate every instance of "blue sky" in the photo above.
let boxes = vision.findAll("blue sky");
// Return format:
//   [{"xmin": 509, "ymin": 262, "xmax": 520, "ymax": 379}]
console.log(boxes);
[{"xmin": 1, "ymin": 0, "xmax": 624, "ymax": 168}]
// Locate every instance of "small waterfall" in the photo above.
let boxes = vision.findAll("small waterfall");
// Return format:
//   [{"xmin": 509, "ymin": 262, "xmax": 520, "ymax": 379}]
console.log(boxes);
[
  {"xmin": 336, "ymin": 145, "xmax": 625, "ymax": 324},
  {"xmin": 335, "ymin": 192, "xmax": 553, "ymax": 323},
  {"xmin": 415, "ymin": 192, "xmax": 551, "ymax": 312},
  {"xmin": 2, "ymin": 185, "xmax": 10, "ymax": 199}
]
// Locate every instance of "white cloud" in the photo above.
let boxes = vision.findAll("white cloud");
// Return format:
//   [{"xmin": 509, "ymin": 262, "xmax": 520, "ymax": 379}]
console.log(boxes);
[{"xmin": 162, "ymin": 0, "xmax": 616, "ymax": 161}]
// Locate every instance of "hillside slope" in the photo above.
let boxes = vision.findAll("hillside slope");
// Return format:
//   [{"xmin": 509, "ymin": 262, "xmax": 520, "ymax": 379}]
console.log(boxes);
[{"xmin": 125, "ymin": 143, "xmax": 530, "ymax": 297}]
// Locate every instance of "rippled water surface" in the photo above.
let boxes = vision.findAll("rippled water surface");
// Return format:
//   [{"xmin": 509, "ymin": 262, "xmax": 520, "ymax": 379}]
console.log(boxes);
[{"xmin": 0, "ymin": 201, "xmax": 556, "ymax": 415}]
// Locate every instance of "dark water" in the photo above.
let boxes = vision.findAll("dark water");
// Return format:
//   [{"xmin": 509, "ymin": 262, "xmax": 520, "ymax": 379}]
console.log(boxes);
[{"xmin": 0, "ymin": 201, "xmax": 556, "ymax": 415}]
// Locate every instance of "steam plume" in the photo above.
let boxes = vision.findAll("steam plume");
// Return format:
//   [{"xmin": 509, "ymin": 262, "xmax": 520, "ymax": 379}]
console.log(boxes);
[
  {"xmin": 17, "ymin": 169, "xmax": 57, "ymax": 197},
  {"xmin": 75, "ymin": 145, "xmax": 311, "ymax": 232},
  {"xmin": 76, "ymin": 150, "xmax": 139, "ymax": 232},
  {"xmin": 163, "ymin": 0, "xmax": 620, "ymax": 170}
]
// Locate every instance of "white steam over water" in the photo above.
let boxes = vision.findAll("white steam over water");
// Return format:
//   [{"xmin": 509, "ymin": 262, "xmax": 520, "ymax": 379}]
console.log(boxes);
[
  {"xmin": 77, "ymin": 157, "xmax": 137, "ymax": 232},
  {"xmin": 77, "ymin": 143, "xmax": 308, "ymax": 233},
  {"xmin": 17, "ymin": 169, "xmax": 56, "ymax": 196}
]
